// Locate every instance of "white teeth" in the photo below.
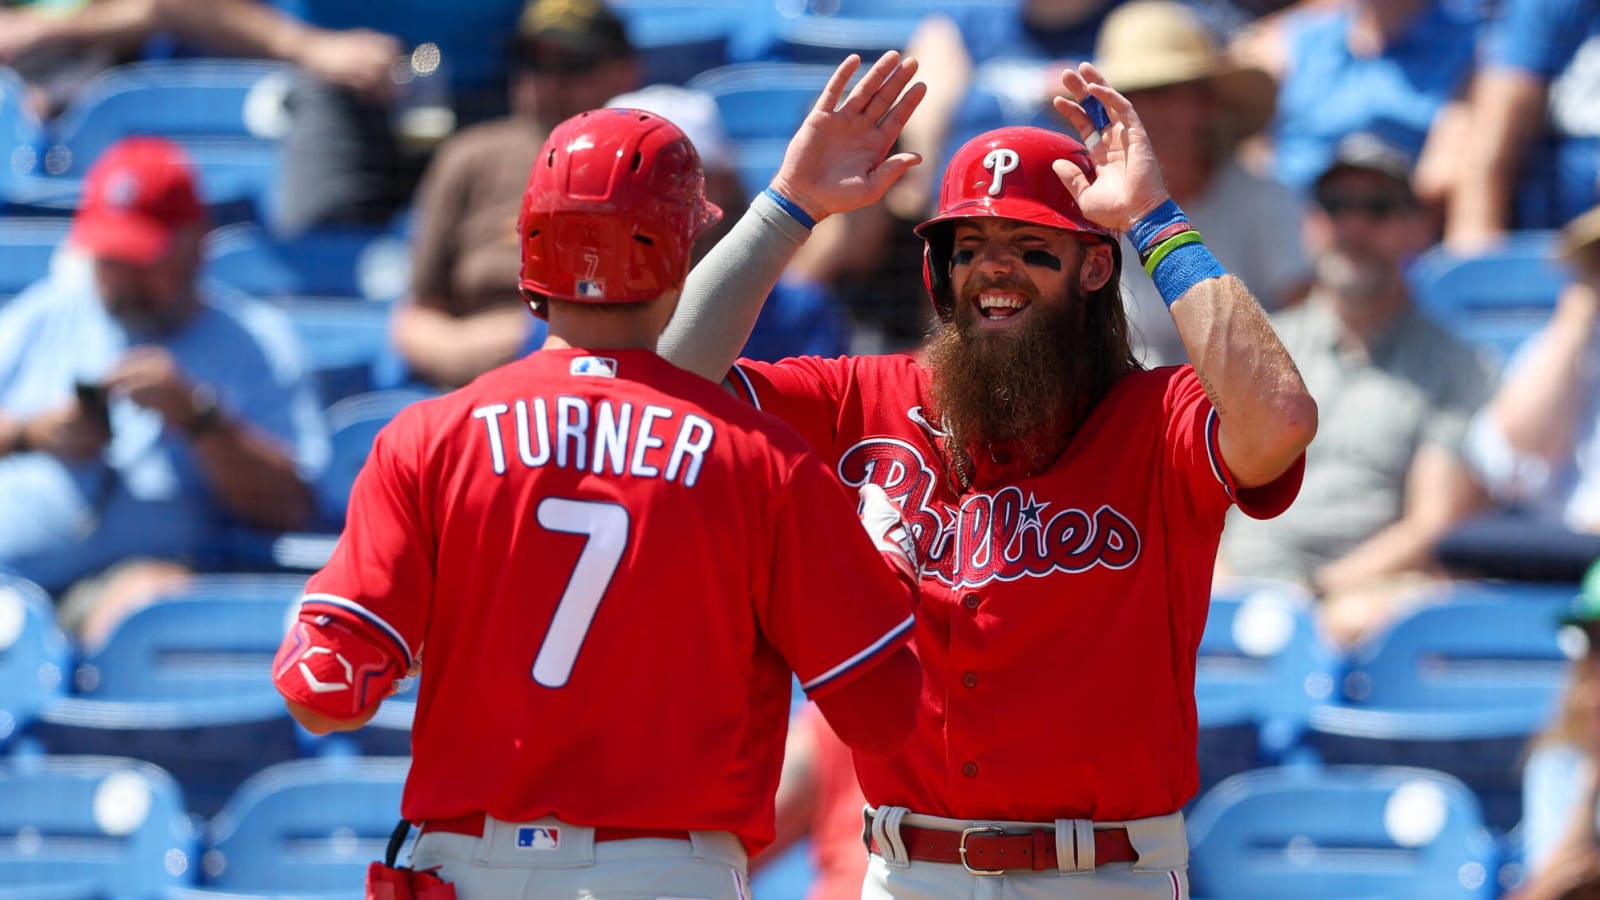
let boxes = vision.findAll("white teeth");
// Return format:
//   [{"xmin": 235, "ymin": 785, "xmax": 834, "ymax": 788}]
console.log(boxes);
[{"xmin": 978, "ymin": 293, "xmax": 1027, "ymax": 311}]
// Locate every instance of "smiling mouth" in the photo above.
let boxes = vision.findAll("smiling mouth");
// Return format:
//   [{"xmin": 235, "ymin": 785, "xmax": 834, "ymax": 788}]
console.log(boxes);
[{"xmin": 976, "ymin": 292, "xmax": 1031, "ymax": 321}]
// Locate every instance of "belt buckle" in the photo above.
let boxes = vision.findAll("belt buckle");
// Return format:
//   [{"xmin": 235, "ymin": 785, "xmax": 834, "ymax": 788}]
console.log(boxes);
[{"xmin": 958, "ymin": 825, "xmax": 1007, "ymax": 876}]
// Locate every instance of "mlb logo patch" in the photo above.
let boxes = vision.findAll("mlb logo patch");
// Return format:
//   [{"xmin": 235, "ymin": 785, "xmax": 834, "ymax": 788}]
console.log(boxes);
[
  {"xmin": 516, "ymin": 826, "xmax": 560, "ymax": 850},
  {"xmin": 576, "ymin": 280, "xmax": 605, "ymax": 298},
  {"xmin": 570, "ymin": 356, "xmax": 618, "ymax": 377}
]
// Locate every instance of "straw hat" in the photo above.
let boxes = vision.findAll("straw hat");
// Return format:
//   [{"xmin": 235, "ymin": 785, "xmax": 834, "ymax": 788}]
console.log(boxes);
[
  {"xmin": 1561, "ymin": 204, "xmax": 1600, "ymax": 263},
  {"xmin": 1094, "ymin": 0, "xmax": 1277, "ymax": 142}
]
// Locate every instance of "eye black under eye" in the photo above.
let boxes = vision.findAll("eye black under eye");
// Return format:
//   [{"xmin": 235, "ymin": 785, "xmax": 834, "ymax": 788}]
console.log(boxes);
[
  {"xmin": 951, "ymin": 249, "xmax": 976, "ymax": 265},
  {"xmin": 1022, "ymin": 250, "xmax": 1062, "ymax": 271}
]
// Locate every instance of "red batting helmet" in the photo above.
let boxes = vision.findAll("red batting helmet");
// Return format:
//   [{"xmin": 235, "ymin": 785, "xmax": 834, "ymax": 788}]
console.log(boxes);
[
  {"xmin": 914, "ymin": 126, "xmax": 1114, "ymax": 322},
  {"xmin": 518, "ymin": 108, "xmax": 722, "ymax": 316}
]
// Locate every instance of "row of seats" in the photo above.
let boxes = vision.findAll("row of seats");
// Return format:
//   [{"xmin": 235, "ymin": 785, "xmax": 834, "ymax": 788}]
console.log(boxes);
[
  {"xmin": 0, "ymin": 571, "xmax": 1581, "ymax": 830},
  {"xmin": 0, "ymin": 753, "xmax": 1512, "ymax": 900}
]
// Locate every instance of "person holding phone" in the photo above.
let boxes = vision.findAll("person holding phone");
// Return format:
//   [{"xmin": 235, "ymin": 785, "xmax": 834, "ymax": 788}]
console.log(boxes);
[{"xmin": 0, "ymin": 137, "xmax": 328, "ymax": 642}]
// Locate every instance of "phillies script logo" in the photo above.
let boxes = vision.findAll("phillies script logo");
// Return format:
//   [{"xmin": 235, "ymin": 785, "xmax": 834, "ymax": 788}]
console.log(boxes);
[{"xmin": 839, "ymin": 437, "xmax": 1140, "ymax": 588}]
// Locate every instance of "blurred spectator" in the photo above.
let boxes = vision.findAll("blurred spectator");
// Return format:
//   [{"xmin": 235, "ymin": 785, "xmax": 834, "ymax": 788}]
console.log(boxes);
[
  {"xmin": 1217, "ymin": 132, "xmax": 1495, "ymax": 647},
  {"xmin": 1446, "ymin": 0, "xmax": 1600, "ymax": 251},
  {"xmin": 760, "ymin": 703, "xmax": 868, "ymax": 900},
  {"xmin": 892, "ymin": 0, "xmax": 1127, "ymax": 220},
  {"xmin": 1245, "ymin": 0, "xmax": 1481, "ymax": 210},
  {"xmin": 1096, "ymin": 0, "xmax": 1308, "ymax": 366},
  {"xmin": 0, "ymin": 138, "xmax": 327, "ymax": 643},
  {"xmin": 1512, "ymin": 572, "xmax": 1600, "ymax": 900},
  {"xmin": 1443, "ymin": 205, "xmax": 1600, "ymax": 582},
  {"xmin": 388, "ymin": 0, "xmax": 639, "ymax": 389}
]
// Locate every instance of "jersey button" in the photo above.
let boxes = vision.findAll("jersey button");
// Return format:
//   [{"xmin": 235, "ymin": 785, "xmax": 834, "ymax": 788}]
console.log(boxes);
[
  {"xmin": 962, "ymin": 672, "xmax": 978, "ymax": 688},
  {"xmin": 963, "ymin": 594, "xmax": 980, "ymax": 610},
  {"xmin": 962, "ymin": 762, "xmax": 979, "ymax": 777}
]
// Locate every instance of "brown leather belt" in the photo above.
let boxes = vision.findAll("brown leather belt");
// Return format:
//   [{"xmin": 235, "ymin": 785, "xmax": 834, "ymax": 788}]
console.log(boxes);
[
  {"xmin": 869, "ymin": 819, "xmax": 1138, "ymax": 875},
  {"xmin": 419, "ymin": 811, "xmax": 690, "ymax": 843}
]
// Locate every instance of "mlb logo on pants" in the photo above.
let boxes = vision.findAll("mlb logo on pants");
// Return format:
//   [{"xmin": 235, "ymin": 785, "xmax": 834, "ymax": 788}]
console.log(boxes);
[{"xmin": 516, "ymin": 826, "xmax": 560, "ymax": 850}]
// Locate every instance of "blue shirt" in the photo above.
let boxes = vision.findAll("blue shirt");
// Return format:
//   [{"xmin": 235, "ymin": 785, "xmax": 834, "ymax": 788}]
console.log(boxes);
[
  {"xmin": 1486, "ymin": 0, "xmax": 1600, "ymax": 230},
  {"xmin": 1522, "ymin": 743, "xmax": 1600, "ymax": 871},
  {"xmin": 742, "ymin": 278, "xmax": 849, "ymax": 364},
  {"xmin": 1272, "ymin": 2, "xmax": 1481, "ymax": 192},
  {"xmin": 0, "ymin": 266, "xmax": 329, "ymax": 592}
]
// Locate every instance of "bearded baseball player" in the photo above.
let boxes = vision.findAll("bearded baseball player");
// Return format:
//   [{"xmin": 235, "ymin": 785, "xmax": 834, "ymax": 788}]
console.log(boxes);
[
  {"xmin": 270, "ymin": 102, "xmax": 927, "ymax": 900},
  {"xmin": 661, "ymin": 54, "xmax": 1318, "ymax": 898}
]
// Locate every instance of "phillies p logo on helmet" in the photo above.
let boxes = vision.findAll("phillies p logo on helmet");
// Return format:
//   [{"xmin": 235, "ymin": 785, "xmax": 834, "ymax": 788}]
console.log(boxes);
[{"xmin": 984, "ymin": 148, "xmax": 1020, "ymax": 196}]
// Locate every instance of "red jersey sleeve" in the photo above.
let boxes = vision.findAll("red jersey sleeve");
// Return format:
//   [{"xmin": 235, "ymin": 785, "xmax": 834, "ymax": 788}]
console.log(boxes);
[
  {"xmin": 298, "ymin": 412, "xmax": 435, "ymax": 671},
  {"xmin": 728, "ymin": 357, "xmax": 850, "ymax": 455},
  {"xmin": 1164, "ymin": 366, "xmax": 1304, "ymax": 523},
  {"xmin": 757, "ymin": 452, "xmax": 916, "ymax": 700}
]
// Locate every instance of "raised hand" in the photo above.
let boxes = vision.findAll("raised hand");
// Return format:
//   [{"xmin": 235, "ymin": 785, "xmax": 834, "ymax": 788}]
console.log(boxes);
[
  {"xmin": 769, "ymin": 51, "xmax": 927, "ymax": 223},
  {"xmin": 1050, "ymin": 61, "xmax": 1171, "ymax": 234}
]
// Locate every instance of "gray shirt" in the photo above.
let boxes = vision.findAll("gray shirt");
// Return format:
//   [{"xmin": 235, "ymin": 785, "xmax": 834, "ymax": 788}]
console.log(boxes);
[{"xmin": 1219, "ymin": 297, "xmax": 1497, "ymax": 583}]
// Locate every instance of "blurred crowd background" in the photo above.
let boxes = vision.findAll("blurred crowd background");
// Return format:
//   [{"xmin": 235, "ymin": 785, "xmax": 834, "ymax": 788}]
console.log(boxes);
[{"xmin": 3, "ymin": 0, "xmax": 1600, "ymax": 897}]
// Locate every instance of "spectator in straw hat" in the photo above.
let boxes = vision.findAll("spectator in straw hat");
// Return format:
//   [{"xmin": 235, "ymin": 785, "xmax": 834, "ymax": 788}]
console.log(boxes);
[
  {"xmin": 1097, "ymin": 0, "xmax": 1310, "ymax": 366},
  {"xmin": 1444, "ymin": 205, "xmax": 1600, "ymax": 583}
]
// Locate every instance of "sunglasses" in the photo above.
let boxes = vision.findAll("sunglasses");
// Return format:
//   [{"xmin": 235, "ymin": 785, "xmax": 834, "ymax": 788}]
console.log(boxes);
[{"xmin": 1315, "ymin": 190, "xmax": 1413, "ymax": 219}]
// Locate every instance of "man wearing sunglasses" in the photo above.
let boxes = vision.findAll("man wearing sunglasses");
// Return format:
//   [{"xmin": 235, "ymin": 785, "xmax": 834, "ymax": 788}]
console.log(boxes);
[{"xmin": 1217, "ymin": 130, "xmax": 1497, "ymax": 647}]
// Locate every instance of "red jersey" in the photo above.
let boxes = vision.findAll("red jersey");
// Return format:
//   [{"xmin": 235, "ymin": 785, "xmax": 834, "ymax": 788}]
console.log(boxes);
[
  {"xmin": 299, "ymin": 348, "xmax": 915, "ymax": 853},
  {"xmin": 730, "ymin": 355, "xmax": 1304, "ymax": 822}
]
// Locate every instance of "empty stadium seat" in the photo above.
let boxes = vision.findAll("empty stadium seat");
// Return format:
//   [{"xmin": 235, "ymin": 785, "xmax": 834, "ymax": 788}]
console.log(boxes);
[
  {"xmin": 1407, "ymin": 233, "xmax": 1570, "ymax": 364},
  {"xmin": 170, "ymin": 756, "xmax": 408, "ymax": 898},
  {"xmin": 24, "ymin": 576, "xmax": 309, "ymax": 817},
  {"xmin": 1304, "ymin": 581, "xmax": 1577, "ymax": 833},
  {"xmin": 612, "ymin": 1, "xmax": 742, "ymax": 84},
  {"xmin": 1195, "ymin": 579, "xmax": 1338, "ymax": 792},
  {"xmin": 36, "ymin": 59, "xmax": 294, "ymax": 218},
  {"xmin": 765, "ymin": 14, "xmax": 920, "ymax": 64},
  {"xmin": 203, "ymin": 221, "xmax": 412, "ymax": 303},
  {"xmin": 0, "ymin": 65, "xmax": 54, "ymax": 211},
  {"xmin": 0, "ymin": 216, "xmax": 73, "ymax": 304},
  {"xmin": 0, "ymin": 573, "xmax": 70, "ymax": 746},
  {"xmin": 274, "ymin": 298, "xmax": 398, "ymax": 404},
  {"xmin": 0, "ymin": 755, "xmax": 199, "ymax": 898},
  {"xmin": 687, "ymin": 62, "xmax": 837, "ymax": 142},
  {"xmin": 1188, "ymin": 764, "xmax": 1499, "ymax": 899}
]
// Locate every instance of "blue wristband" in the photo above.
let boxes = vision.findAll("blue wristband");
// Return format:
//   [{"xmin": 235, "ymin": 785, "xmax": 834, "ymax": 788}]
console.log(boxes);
[
  {"xmin": 1150, "ymin": 241, "xmax": 1227, "ymax": 307},
  {"xmin": 1127, "ymin": 198, "xmax": 1188, "ymax": 255},
  {"xmin": 761, "ymin": 187, "xmax": 816, "ymax": 231}
]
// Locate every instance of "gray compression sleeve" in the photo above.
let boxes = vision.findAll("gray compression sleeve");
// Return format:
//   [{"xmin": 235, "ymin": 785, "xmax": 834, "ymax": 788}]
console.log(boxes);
[{"xmin": 659, "ymin": 192, "xmax": 813, "ymax": 382}]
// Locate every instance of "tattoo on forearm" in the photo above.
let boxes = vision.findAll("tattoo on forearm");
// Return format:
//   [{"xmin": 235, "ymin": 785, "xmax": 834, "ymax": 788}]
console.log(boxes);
[{"xmin": 1197, "ymin": 369, "xmax": 1223, "ymax": 415}]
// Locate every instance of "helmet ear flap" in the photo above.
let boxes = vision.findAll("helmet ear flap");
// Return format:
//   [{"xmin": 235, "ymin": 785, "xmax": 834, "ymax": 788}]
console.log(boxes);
[{"xmin": 922, "ymin": 224, "xmax": 956, "ymax": 322}]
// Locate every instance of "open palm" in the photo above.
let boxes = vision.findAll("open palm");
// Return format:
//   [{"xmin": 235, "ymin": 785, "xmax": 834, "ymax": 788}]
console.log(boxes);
[{"xmin": 1051, "ymin": 62, "xmax": 1171, "ymax": 234}]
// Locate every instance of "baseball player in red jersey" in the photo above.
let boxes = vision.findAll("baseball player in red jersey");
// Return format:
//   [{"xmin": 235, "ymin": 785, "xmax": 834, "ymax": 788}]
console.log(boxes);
[
  {"xmin": 269, "ymin": 102, "xmax": 927, "ymax": 900},
  {"xmin": 660, "ymin": 53, "xmax": 1318, "ymax": 897}
]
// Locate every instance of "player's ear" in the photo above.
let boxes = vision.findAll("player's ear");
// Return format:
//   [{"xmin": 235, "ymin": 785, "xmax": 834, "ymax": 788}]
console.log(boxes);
[{"xmin": 1078, "ymin": 241, "xmax": 1115, "ymax": 292}]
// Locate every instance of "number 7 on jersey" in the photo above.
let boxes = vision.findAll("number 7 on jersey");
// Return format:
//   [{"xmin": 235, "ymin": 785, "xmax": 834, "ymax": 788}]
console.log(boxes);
[{"xmin": 532, "ymin": 497, "xmax": 631, "ymax": 688}]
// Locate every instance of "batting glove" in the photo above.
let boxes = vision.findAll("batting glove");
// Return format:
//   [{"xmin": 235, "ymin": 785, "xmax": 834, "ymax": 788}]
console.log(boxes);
[{"xmin": 858, "ymin": 483, "xmax": 920, "ymax": 589}]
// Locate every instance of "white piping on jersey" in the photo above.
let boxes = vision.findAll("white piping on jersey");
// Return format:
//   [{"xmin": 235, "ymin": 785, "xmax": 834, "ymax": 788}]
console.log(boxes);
[
  {"xmin": 1203, "ymin": 407, "xmax": 1236, "ymax": 500},
  {"xmin": 730, "ymin": 365, "xmax": 761, "ymax": 411},
  {"xmin": 801, "ymin": 614, "xmax": 915, "ymax": 693},
  {"xmin": 300, "ymin": 592, "xmax": 414, "ymax": 669}
]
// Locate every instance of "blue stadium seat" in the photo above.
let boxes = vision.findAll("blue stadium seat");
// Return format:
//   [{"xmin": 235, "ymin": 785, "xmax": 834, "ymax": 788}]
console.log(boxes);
[
  {"xmin": 1188, "ymin": 765, "xmax": 1499, "ymax": 899},
  {"xmin": 0, "ymin": 65, "xmax": 55, "ymax": 210},
  {"xmin": 274, "ymin": 298, "xmax": 398, "ymax": 404},
  {"xmin": 318, "ymin": 388, "xmax": 435, "ymax": 525},
  {"xmin": 0, "ymin": 755, "xmax": 199, "ymax": 899},
  {"xmin": 37, "ymin": 59, "xmax": 293, "ymax": 218},
  {"xmin": 0, "ymin": 216, "xmax": 73, "ymax": 304},
  {"xmin": 687, "ymin": 62, "xmax": 837, "ymax": 141},
  {"xmin": 24, "ymin": 577, "xmax": 309, "ymax": 817},
  {"xmin": 169, "ymin": 756, "xmax": 408, "ymax": 898},
  {"xmin": 1304, "ymin": 581, "xmax": 1577, "ymax": 833},
  {"xmin": 612, "ymin": 1, "xmax": 742, "ymax": 84},
  {"xmin": 1195, "ymin": 579, "xmax": 1339, "ymax": 792},
  {"xmin": 0, "ymin": 573, "xmax": 70, "ymax": 746},
  {"xmin": 1407, "ymin": 233, "xmax": 1570, "ymax": 365},
  {"xmin": 765, "ymin": 14, "xmax": 920, "ymax": 64},
  {"xmin": 203, "ymin": 222, "xmax": 412, "ymax": 303}
]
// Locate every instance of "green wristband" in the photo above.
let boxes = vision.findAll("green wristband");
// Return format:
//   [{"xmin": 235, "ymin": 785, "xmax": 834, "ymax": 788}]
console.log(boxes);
[{"xmin": 1141, "ymin": 230, "xmax": 1204, "ymax": 277}]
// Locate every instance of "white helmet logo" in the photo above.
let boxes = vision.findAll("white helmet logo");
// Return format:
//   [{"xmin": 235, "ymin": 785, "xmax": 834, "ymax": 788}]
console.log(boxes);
[{"xmin": 984, "ymin": 149, "xmax": 1020, "ymax": 196}]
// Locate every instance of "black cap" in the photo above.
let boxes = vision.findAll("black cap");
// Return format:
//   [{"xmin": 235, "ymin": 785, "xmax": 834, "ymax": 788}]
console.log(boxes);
[
  {"xmin": 1313, "ymin": 130, "xmax": 1416, "ymax": 195},
  {"xmin": 512, "ymin": 0, "xmax": 634, "ymax": 69}
]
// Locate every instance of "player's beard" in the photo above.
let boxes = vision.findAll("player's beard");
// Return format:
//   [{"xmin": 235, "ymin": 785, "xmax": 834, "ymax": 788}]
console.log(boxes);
[{"xmin": 926, "ymin": 276, "xmax": 1092, "ymax": 475}]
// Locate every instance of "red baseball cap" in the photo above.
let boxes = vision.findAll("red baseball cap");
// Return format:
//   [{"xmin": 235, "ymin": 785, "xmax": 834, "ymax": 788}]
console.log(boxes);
[{"xmin": 71, "ymin": 137, "xmax": 207, "ymax": 265}]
